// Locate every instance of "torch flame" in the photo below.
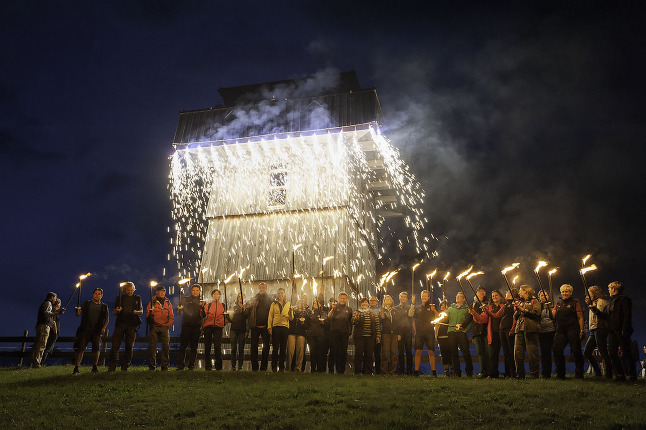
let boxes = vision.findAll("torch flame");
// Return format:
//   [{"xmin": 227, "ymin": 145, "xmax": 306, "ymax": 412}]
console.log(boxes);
[
  {"xmin": 431, "ymin": 311, "xmax": 448, "ymax": 324},
  {"xmin": 426, "ymin": 269, "xmax": 437, "ymax": 280},
  {"xmin": 534, "ymin": 261, "xmax": 548, "ymax": 273},
  {"xmin": 356, "ymin": 274, "xmax": 364, "ymax": 283},
  {"xmin": 322, "ymin": 256, "xmax": 334, "ymax": 265},
  {"xmin": 456, "ymin": 266, "xmax": 473, "ymax": 281},
  {"xmin": 466, "ymin": 271, "xmax": 484, "ymax": 280},
  {"xmin": 412, "ymin": 263, "xmax": 421, "ymax": 272},
  {"xmin": 178, "ymin": 278, "xmax": 191, "ymax": 285},
  {"xmin": 512, "ymin": 275, "xmax": 519, "ymax": 285},
  {"xmin": 580, "ymin": 264, "xmax": 598, "ymax": 275},
  {"xmin": 443, "ymin": 271, "xmax": 451, "ymax": 281},
  {"xmin": 582, "ymin": 254, "xmax": 591, "ymax": 266},
  {"xmin": 150, "ymin": 280, "xmax": 158, "ymax": 287},
  {"xmin": 312, "ymin": 278, "xmax": 318, "ymax": 296},
  {"xmin": 201, "ymin": 268, "xmax": 208, "ymax": 274},
  {"xmin": 301, "ymin": 277, "xmax": 307, "ymax": 289},
  {"xmin": 548, "ymin": 268, "xmax": 558, "ymax": 276},
  {"xmin": 223, "ymin": 272, "xmax": 236, "ymax": 283},
  {"xmin": 79, "ymin": 272, "xmax": 91, "ymax": 281},
  {"xmin": 119, "ymin": 282, "xmax": 127, "ymax": 287},
  {"xmin": 75, "ymin": 282, "xmax": 80, "ymax": 288},
  {"xmin": 293, "ymin": 243, "xmax": 303, "ymax": 252},
  {"xmin": 501, "ymin": 263, "xmax": 520, "ymax": 275}
]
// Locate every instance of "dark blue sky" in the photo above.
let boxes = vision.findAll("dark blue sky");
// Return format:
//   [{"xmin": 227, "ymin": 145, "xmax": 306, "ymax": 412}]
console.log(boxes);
[{"xmin": 1, "ymin": 1, "xmax": 645, "ymax": 347}]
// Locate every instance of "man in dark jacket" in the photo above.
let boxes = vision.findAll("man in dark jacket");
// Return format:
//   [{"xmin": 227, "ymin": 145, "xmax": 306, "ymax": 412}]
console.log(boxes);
[
  {"xmin": 177, "ymin": 284, "xmax": 203, "ymax": 370},
  {"xmin": 108, "ymin": 282, "xmax": 143, "ymax": 372},
  {"xmin": 410, "ymin": 290, "xmax": 439, "ymax": 376},
  {"xmin": 593, "ymin": 281, "xmax": 637, "ymax": 381},
  {"xmin": 248, "ymin": 282, "xmax": 273, "ymax": 371},
  {"xmin": 73, "ymin": 288, "xmax": 109, "ymax": 374},
  {"xmin": 328, "ymin": 292, "xmax": 353, "ymax": 374},
  {"xmin": 394, "ymin": 291, "xmax": 414, "ymax": 375}
]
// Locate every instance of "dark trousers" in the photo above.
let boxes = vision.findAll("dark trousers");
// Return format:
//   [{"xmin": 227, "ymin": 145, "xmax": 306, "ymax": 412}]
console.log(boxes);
[
  {"xmin": 474, "ymin": 335, "xmax": 489, "ymax": 376},
  {"xmin": 515, "ymin": 331, "xmax": 539, "ymax": 378},
  {"xmin": 308, "ymin": 335, "xmax": 326, "ymax": 372},
  {"xmin": 329, "ymin": 331, "xmax": 349, "ymax": 374},
  {"xmin": 148, "ymin": 326, "xmax": 170, "ymax": 370},
  {"xmin": 326, "ymin": 334, "xmax": 335, "ymax": 373},
  {"xmin": 177, "ymin": 325, "xmax": 201, "ymax": 369},
  {"xmin": 230, "ymin": 328, "xmax": 246, "ymax": 370},
  {"xmin": 108, "ymin": 325, "xmax": 137, "ymax": 370},
  {"xmin": 354, "ymin": 335, "xmax": 375, "ymax": 374},
  {"xmin": 553, "ymin": 328, "xmax": 584, "ymax": 378},
  {"xmin": 373, "ymin": 338, "xmax": 381, "ymax": 374},
  {"xmin": 250, "ymin": 327, "xmax": 270, "ymax": 371},
  {"xmin": 397, "ymin": 331, "xmax": 413, "ymax": 375},
  {"xmin": 271, "ymin": 326, "xmax": 289, "ymax": 371},
  {"xmin": 538, "ymin": 331, "xmax": 555, "ymax": 378},
  {"xmin": 584, "ymin": 328, "xmax": 611, "ymax": 377},
  {"xmin": 499, "ymin": 330, "xmax": 516, "ymax": 378},
  {"xmin": 608, "ymin": 330, "xmax": 636, "ymax": 379},
  {"xmin": 438, "ymin": 336, "xmax": 451, "ymax": 367},
  {"xmin": 42, "ymin": 332, "xmax": 59, "ymax": 364},
  {"xmin": 488, "ymin": 333, "xmax": 501, "ymax": 378},
  {"xmin": 448, "ymin": 331, "xmax": 473, "ymax": 377},
  {"xmin": 203, "ymin": 326, "xmax": 223, "ymax": 370}
]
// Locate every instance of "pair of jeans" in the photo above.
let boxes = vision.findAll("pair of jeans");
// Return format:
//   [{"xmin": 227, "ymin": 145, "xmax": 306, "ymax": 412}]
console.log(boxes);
[
  {"xmin": 177, "ymin": 325, "xmax": 201, "ymax": 369},
  {"xmin": 397, "ymin": 331, "xmax": 413, "ymax": 375},
  {"xmin": 448, "ymin": 331, "xmax": 473, "ymax": 377},
  {"xmin": 538, "ymin": 331, "xmax": 555, "ymax": 378},
  {"xmin": 329, "ymin": 331, "xmax": 349, "ymax": 374},
  {"xmin": 108, "ymin": 325, "xmax": 137, "ymax": 370},
  {"xmin": 229, "ymin": 328, "xmax": 246, "ymax": 369},
  {"xmin": 203, "ymin": 326, "xmax": 223, "ymax": 370},
  {"xmin": 250, "ymin": 327, "xmax": 270, "ymax": 370},
  {"xmin": 514, "ymin": 331, "xmax": 539, "ymax": 378},
  {"xmin": 583, "ymin": 328, "xmax": 612, "ymax": 377}
]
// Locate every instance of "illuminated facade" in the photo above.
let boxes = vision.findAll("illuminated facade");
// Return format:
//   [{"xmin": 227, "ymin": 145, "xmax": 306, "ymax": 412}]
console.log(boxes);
[{"xmin": 169, "ymin": 72, "xmax": 422, "ymax": 303}]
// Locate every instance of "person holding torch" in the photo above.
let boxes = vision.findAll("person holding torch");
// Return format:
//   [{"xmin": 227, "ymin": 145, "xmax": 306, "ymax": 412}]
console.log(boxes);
[
  {"xmin": 146, "ymin": 285, "xmax": 174, "ymax": 371},
  {"xmin": 177, "ymin": 284, "xmax": 203, "ymax": 370},
  {"xmin": 512, "ymin": 285, "xmax": 541, "ymax": 379},
  {"xmin": 108, "ymin": 282, "xmax": 143, "ymax": 372},
  {"xmin": 551, "ymin": 284, "xmax": 585, "ymax": 379},
  {"xmin": 201, "ymin": 288, "xmax": 226, "ymax": 371},
  {"xmin": 447, "ymin": 292, "xmax": 473, "ymax": 377},
  {"xmin": 72, "ymin": 288, "xmax": 109, "ymax": 375}
]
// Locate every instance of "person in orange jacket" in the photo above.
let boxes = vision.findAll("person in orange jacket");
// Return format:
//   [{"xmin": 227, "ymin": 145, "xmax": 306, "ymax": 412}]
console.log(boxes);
[{"xmin": 146, "ymin": 285, "xmax": 174, "ymax": 371}]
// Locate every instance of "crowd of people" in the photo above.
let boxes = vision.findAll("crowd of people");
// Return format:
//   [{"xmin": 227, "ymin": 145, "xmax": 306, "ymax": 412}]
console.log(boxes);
[{"xmin": 29, "ymin": 279, "xmax": 641, "ymax": 381}]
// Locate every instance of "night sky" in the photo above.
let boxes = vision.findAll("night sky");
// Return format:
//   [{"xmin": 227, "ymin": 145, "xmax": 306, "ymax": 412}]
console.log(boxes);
[{"xmin": 2, "ymin": 1, "xmax": 645, "ymax": 348}]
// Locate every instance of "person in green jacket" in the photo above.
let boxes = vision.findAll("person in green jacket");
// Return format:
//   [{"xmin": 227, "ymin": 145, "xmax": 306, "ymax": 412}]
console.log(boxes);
[{"xmin": 447, "ymin": 292, "xmax": 473, "ymax": 377}]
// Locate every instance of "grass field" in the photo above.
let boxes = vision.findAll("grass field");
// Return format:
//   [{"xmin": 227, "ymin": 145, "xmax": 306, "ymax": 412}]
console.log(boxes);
[{"xmin": 1, "ymin": 366, "xmax": 645, "ymax": 429}]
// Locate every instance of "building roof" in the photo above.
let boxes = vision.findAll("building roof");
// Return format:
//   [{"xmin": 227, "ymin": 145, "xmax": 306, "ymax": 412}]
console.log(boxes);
[{"xmin": 172, "ymin": 72, "xmax": 383, "ymax": 146}]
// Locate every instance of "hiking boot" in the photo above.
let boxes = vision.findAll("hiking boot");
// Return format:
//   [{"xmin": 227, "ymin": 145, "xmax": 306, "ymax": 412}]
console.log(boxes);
[
  {"xmin": 72, "ymin": 367, "xmax": 80, "ymax": 375},
  {"xmin": 91, "ymin": 365, "xmax": 98, "ymax": 373}
]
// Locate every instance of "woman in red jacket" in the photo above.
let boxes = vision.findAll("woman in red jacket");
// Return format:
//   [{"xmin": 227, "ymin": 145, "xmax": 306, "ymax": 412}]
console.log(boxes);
[{"xmin": 202, "ymin": 289, "xmax": 226, "ymax": 371}]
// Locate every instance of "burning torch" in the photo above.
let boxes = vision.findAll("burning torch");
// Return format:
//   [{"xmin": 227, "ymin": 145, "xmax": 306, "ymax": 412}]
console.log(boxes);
[
  {"xmin": 426, "ymin": 269, "xmax": 437, "ymax": 304},
  {"xmin": 411, "ymin": 262, "xmax": 421, "ymax": 297},
  {"xmin": 465, "ymin": 271, "xmax": 484, "ymax": 309},
  {"xmin": 501, "ymin": 263, "xmax": 520, "ymax": 299},
  {"xmin": 456, "ymin": 267, "xmax": 473, "ymax": 310},
  {"xmin": 580, "ymin": 263, "xmax": 597, "ymax": 304}
]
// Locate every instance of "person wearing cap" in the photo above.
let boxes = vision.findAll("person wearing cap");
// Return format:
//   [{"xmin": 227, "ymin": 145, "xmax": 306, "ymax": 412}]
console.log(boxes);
[
  {"xmin": 177, "ymin": 284, "xmax": 203, "ymax": 370},
  {"xmin": 146, "ymin": 285, "xmax": 174, "ymax": 371},
  {"xmin": 72, "ymin": 288, "xmax": 109, "ymax": 375},
  {"xmin": 108, "ymin": 281, "xmax": 143, "ymax": 372}
]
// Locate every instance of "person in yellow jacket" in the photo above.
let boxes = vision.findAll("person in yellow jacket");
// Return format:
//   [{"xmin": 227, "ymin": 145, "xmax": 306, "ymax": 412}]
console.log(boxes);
[{"xmin": 268, "ymin": 288, "xmax": 293, "ymax": 372}]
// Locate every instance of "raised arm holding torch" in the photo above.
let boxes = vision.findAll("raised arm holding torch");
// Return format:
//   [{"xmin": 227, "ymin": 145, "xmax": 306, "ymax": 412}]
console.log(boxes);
[
  {"xmin": 501, "ymin": 263, "xmax": 520, "ymax": 299},
  {"xmin": 456, "ymin": 267, "xmax": 473, "ymax": 310},
  {"xmin": 548, "ymin": 268, "xmax": 558, "ymax": 304},
  {"xmin": 534, "ymin": 261, "xmax": 548, "ymax": 297},
  {"xmin": 465, "ymin": 271, "xmax": 484, "ymax": 309}
]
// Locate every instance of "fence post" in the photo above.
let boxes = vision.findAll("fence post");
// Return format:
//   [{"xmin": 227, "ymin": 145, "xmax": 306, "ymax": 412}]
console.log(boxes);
[
  {"xmin": 19, "ymin": 329, "xmax": 29, "ymax": 369},
  {"xmin": 100, "ymin": 330, "xmax": 109, "ymax": 367}
]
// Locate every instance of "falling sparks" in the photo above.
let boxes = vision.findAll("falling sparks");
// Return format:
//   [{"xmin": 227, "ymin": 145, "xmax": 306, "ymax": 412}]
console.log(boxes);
[{"xmin": 168, "ymin": 123, "xmax": 429, "ymax": 298}]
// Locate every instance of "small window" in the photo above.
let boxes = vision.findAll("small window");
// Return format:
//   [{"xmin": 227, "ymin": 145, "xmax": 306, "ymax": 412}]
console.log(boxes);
[{"xmin": 268, "ymin": 164, "xmax": 287, "ymax": 208}]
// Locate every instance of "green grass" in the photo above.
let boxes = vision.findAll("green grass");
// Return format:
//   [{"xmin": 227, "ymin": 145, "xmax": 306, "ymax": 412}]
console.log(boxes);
[{"xmin": 1, "ymin": 366, "xmax": 645, "ymax": 429}]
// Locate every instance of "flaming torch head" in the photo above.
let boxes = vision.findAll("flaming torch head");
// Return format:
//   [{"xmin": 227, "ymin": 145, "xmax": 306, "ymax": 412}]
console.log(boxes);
[
  {"xmin": 150, "ymin": 280, "xmax": 158, "ymax": 288},
  {"xmin": 443, "ymin": 271, "xmax": 451, "ymax": 281},
  {"xmin": 548, "ymin": 268, "xmax": 558, "ymax": 277},
  {"xmin": 534, "ymin": 261, "xmax": 548, "ymax": 273},
  {"xmin": 466, "ymin": 271, "xmax": 484, "ymax": 280},
  {"xmin": 427, "ymin": 269, "xmax": 437, "ymax": 280},
  {"xmin": 582, "ymin": 254, "xmax": 591, "ymax": 266},
  {"xmin": 456, "ymin": 266, "xmax": 473, "ymax": 281},
  {"xmin": 412, "ymin": 263, "xmax": 421, "ymax": 272},
  {"xmin": 178, "ymin": 278, "xmax": 191, "ymax": 285},
  {"xmin": 580, "ymin": 264, "xmax": 598, "ymax": 275},
  {"xmin": 79, "ymin": 272, "xmax": 91, "ymax": 281},
  {"xmin": 431, "ymin": 311, "xmax": 448, "ymax": 324},
  {"xmin": 501, "ymin": 263, "xmax": 520, "ymax": 275}
]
